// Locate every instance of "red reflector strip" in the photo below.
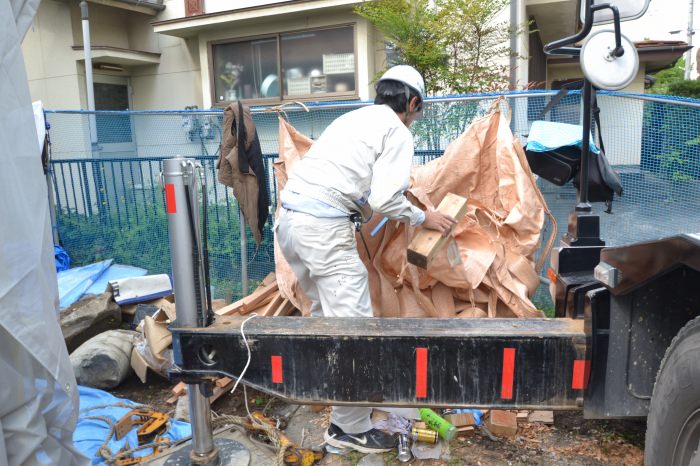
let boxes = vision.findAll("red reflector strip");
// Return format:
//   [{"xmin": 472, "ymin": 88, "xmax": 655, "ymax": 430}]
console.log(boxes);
[
  {"xmin": 165, "ymin": 184, "xmax": 176, "ymax": 214},
  {"xmin": 271, "ymin": 356, "xmax": 283, "ymax": 384},
  {"xmin": 572, "ymin": 360, "xmax": 591, "ymax": 390},
  {"xmin": 501, "ymin": 348, "xmax": 516, "ymax": 399},
  {"xmin": 415, "ymin": 348, "xmax": 428, "ymax": 398},
  {"xmin": 547, "ymin": 267, "xmax": 557, "ymax": 283}
]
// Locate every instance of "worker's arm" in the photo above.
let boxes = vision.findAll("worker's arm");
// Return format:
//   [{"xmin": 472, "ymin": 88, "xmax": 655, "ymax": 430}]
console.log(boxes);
[
  {"xmin": 368, "ymin": 127, "xmax": 425, "ymax": 226},
  {"xmin": 368, "ymin": 127, "xmax": 457, "ymax": 236}
]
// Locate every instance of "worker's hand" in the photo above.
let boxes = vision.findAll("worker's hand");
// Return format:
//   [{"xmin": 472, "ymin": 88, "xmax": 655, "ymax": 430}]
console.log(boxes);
[{"xmin": 422, "ymin": 210, "xmax": 457, "ymax": 237}]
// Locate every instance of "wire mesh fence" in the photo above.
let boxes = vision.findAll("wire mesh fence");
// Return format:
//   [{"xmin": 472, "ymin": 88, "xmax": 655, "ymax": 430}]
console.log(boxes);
[{"xmin": 46, "ymin": 91, "xmax": 700, "ymax": 303}]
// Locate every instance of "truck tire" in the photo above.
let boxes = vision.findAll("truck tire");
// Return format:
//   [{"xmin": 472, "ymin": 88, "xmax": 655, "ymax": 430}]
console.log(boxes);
[{"xmin": 646, "ymin": 315, "xmax": 700, "ymax": 465}]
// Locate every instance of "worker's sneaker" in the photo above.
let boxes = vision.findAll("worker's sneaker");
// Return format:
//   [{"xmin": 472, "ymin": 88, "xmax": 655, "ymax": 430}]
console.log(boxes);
[{"xmin": 324, "ymin": 423, "xmax": 397, "ymax": 454}]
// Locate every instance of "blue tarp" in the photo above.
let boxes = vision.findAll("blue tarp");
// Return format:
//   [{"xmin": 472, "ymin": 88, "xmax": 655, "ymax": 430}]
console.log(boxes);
[
  {"xmin": 75, "ymin": 386, "xmax": 191, "ymax": 465},
  {"xmin": 526, "ymin": 121, "xmax": 600, "ymax": 155},
  {"xmin": 57, "ymin": 261, "xmax": 147, "ymax": 309},
  {"xmin": 86, "ymin": 264, "xmax": 148, "ymax": 296},
  {"xmin": 57, "ymin": 260, "xmax": 113, "ymax": 309},
  {"xmin": 54, "ymin": 245, "xmax": 71, "ymax": 272}
]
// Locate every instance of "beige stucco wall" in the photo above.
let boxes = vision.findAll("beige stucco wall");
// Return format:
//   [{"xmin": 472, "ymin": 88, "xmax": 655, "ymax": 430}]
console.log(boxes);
[
  {"xmin": 22, "ymin": 0, "xmax": 201, "ymax": 110},
  {"xmin": 22, "ymin": 0, "xmax": 84, "ymax": 110}
]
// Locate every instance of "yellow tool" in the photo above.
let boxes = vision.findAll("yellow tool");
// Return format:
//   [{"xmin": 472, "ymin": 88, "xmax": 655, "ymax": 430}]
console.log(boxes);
[
  {"xmin": 113, "ymin": 409, "xmax": 171, "ymax": 465},
  {"xmin": 245, "ymin": 411, "xmax": 324, "ymax": 465}
]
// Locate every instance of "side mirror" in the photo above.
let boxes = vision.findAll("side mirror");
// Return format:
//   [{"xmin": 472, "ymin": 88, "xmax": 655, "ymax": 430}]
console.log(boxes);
[{"xmin": 581, "ymin": 0, "xmax": 651, "ymax": 25}]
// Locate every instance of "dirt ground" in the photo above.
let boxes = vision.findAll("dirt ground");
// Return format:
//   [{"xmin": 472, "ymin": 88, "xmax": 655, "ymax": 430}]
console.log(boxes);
[{"xmin": 111, "ymin": 374, "xmax": 645, "ymax": 466}]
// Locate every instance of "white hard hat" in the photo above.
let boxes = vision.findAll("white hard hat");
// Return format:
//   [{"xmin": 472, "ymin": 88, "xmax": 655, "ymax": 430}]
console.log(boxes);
[{"xmin": 377, "ymin": 65, "xmax": 425, "ymax": 101}]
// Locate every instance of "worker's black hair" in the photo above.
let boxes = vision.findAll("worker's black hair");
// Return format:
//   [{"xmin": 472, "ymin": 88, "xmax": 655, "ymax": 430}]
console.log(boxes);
[{"xmin": 374, "ymin": 80, "xmax": 422, "ymax": 114}]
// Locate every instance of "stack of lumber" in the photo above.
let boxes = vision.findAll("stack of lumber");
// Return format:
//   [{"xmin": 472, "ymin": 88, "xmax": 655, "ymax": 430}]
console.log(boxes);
[{"xmin": 214, "ymin": 273, "xmax": 299, "ymax": 318}]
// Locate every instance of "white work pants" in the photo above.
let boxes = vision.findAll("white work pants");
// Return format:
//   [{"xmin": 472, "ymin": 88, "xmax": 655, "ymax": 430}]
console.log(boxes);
[{"xmin": 276, "ymin": 208, "xmax": 374, "ymax": 434}]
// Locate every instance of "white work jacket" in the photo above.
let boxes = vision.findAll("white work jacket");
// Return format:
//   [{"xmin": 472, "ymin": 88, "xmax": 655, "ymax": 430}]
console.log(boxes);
[{"xmin": 283, "ymin": 104, "xmax": 425, "ymax": 226}]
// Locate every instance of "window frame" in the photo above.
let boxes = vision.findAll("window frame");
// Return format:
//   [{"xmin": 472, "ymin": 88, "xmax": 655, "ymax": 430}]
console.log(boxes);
[{"xmin": 208, "ymin": 23, "xmax": 359, "ymax": 107}]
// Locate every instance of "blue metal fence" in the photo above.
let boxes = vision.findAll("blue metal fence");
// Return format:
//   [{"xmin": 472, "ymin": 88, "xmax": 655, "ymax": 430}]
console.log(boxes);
[{"xmin": 46, "ymin": 91, "xmax": 700, "ymax": 303}]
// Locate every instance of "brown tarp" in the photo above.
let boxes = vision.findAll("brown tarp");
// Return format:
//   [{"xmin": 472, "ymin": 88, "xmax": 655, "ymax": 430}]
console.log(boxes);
[{"xmin": 273, "ymin": 105, "xmax": 555, "ymax": 318}]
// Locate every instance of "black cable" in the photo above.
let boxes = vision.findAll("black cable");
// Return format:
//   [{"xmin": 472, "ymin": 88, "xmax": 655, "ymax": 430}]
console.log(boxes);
[
  {"xmin": 200, "ymin": 173, "xmax": 214, "ymax": 325},
  {"xmin": 358, "ymin": 228, "xmax": 372, "ymax": 261},
  {"xmin": 184, "ymin": 183, "xmax": 205, "ymax": 328}
]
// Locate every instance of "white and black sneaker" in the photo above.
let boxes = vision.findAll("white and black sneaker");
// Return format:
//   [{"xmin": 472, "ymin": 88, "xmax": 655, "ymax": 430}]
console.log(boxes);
[{"xmin": 324, "ymin": 423, "xmax": 398, "ymax": 454}]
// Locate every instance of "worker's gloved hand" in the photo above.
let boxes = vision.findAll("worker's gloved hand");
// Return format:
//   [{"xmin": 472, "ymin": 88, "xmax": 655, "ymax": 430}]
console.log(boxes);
[{"xmin": 422, "ymin": 210, "xmax": 457, "ymax": 237}]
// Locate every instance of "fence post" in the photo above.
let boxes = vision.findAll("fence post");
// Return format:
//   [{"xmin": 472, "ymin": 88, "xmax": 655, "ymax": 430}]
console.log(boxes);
[{"xmin": 239, "ymin": 205, "xmax": 248, "ymax": 297}]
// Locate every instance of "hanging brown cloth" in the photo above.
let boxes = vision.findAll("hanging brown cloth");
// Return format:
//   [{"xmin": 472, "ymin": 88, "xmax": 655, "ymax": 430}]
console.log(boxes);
[{"xmin": 217, "ymin": 101, "xmax": 269, "ymax": 245}]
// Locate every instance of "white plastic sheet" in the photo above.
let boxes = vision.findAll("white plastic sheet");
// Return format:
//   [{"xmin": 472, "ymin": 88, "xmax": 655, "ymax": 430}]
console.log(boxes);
[{"xmin": 0, "ymin": 0, "xmax": 88, "ymax": 462}]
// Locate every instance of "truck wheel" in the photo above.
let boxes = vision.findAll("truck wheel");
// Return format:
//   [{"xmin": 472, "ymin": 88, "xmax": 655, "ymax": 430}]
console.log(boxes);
[{"xmin": 646, "ymin": 315, "xmax": 700, "ymax": 465}]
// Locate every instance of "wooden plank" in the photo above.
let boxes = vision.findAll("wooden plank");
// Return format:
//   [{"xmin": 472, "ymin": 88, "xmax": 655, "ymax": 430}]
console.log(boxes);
[
  {"xmin": 485, "ymin": 410, "xmax": 518, "ymax": 437},
  {"xmin": 211, "ymin": 380, "xmax": 234, "ymax": 404},
  {"xmin": 171, "ymin": 382, "xmax": 187, "ymax": 397},
  {"xmin": 215, "ymin": 377, "xmax": 233, "ymax": 388},
  {"xmin": 261, "ymin": 273, "xmax": 276, "ymax": 287},
  {"xmin": 261, "ymin": 293, "xmax": 285, "ymax": 317},
  {"xmin": 407, "ymin": 193, "xmax": 469, "ymax": 269},
  {"xmin": 528, "ymin": 410, "xmax": 554, "ymax": 425},
  {"xmin": 516, "ymin": 411, "xmax": 530, "ymax": 424},
  {"xmin": 215, "ymin": 282, "xmax": 278, "ymax": 316},
  {"xmin": 273, "ymin": 299, "xmax": 295, "ymax": 317}
]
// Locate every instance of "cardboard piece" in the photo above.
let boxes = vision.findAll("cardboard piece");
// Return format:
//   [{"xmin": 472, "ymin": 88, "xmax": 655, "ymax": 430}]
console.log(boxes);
[
  {"xmin": 131, "ymin": 347, "xmax": 149, "ymax": 383},
  {"xmin": 445, "ymin": 412, "xmax": 475, "ymax": 427},
  {"xmin": 143, "ymin": 310, "xmax": 172, "ymax": 357}
]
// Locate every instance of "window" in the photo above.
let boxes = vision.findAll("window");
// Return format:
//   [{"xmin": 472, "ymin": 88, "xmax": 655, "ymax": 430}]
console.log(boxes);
[
  {"xmin": 211, "ymin": 25, "xmax": 356, "ymax": 104},
  {"xmin": 213, "ymin": 37, "xmax": 279, "ymax": 102},
  {"xmin": 280, "ymin": 27, "xmax": 355, "ymax": 98}
]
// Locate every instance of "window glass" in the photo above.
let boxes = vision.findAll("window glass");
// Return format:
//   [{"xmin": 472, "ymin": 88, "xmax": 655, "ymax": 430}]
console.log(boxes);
[
  {"xmin": 280, "ymin": 27, "xmax": 355, "ymax": 97},
  {"xmin": 213, "ymin": 37, "xmax": 279, "ymax": 102}
]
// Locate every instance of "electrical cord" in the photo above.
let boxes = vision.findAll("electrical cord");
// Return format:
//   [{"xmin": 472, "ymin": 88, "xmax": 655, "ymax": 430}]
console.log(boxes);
[{"xmin": 229, "ymin": 313, "xmax": 257, "ymax": 396}]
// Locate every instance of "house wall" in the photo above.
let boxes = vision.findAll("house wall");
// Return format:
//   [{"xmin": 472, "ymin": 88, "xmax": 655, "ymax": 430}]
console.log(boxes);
[{"xmin": 22, "ymin": 0, "xmax": 84, "ymax": 110}]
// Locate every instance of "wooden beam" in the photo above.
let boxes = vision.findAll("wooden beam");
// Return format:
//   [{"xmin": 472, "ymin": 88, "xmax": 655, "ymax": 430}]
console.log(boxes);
[
  {"xmin": 261, "ymin": 293, "xmax": 285, "ymax": 317},
  {"xmin": 215, "ymin": 282, "xmax": 278, "ymax": 316},
  {"xmin": 407, "ymin": 193, "xmax": 469, "ymax": 269},
  {"xmin": 273, "ymin": 299, "xmax": 296, "ymax": 317},
  {"xmin": 261, "ymin": 273, "xmax": 276, "ymax": 287}
]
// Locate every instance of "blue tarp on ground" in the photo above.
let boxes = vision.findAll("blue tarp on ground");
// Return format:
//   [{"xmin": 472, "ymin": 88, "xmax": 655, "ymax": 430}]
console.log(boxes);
[
  {"xmin": 75, "ymin": 386, "xmax": 191, "ymax": 465},
  {"xmin": 57, "ymin": 261, "xmax": 147, "ymax": 309}
]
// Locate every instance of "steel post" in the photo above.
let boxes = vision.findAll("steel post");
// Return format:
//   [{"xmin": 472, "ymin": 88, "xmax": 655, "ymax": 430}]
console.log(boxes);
[
  {"xmin": 163, "ymin": 157, "xmax": 218, "ymax": 465},
  {"xmin": 239, "ymin": 207, "xmax": 248, "ymax": 296}
]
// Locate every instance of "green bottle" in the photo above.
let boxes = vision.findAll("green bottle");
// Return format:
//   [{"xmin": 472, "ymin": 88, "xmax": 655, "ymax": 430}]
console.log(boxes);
[{"xmin": 418, "ymin": 408, "xmax": 457, "ymax": 441}]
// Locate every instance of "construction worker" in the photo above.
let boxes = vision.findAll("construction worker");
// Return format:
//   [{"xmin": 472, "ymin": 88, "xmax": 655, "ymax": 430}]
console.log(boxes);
[{"xmin": 276, "ymin": 65, "xmax": 456, "ymax": 453}]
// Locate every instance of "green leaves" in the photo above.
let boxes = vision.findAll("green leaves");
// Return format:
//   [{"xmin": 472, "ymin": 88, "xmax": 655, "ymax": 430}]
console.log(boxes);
[{"xmin": 356, "ymin": 0, "xmax": 514, "ymax": 95}]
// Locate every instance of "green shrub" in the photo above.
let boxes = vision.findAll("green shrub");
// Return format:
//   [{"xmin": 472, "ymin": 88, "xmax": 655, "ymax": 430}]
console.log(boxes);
[{"xmin": 668, "ymin": 80, "xmax": 700, "ymax": 100}]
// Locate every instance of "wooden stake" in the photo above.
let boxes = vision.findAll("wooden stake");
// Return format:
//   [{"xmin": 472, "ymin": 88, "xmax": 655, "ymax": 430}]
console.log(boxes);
[{"xmin": 407, "ymin": 193, "xmax": 469, "ymax": 269}]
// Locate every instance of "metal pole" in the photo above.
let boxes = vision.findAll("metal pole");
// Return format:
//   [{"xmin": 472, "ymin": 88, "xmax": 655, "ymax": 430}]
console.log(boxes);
[
  {"xmin": 510, "ymin": 0, "xmax": 524, "ymax": 88},
  {"xmin": 80, "ymin": 1, "xmax": 98, "ymax": 147},
  {"xmin": 685, "ymin": 0, "xmax": 695, "ymax": 80},
  {"xmin": 577, "ymin": 80, "xmax": 593, "ymax": 211},
  {"xmin": 163, "ymin": 157, "xmax": 218, "ymax": 465},
  {"xmin": 239, "ymin": 206, "xmax": 248, "ymax": 296}
]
